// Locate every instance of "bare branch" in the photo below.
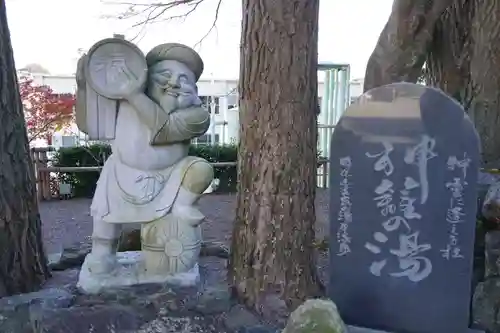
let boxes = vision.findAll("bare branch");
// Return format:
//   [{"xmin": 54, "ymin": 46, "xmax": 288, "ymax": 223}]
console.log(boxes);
[
  {"xmin": 193, "ymin": 0, "xmax": 221, "ymax": 48},
  {"xmin": 131, "ymin": 0, "xmax": 203, "ymax": 27},
  {"xmin": 27, "ymin": 118, "xmax": 64, "ymax": 143},
  {"xmin": 101, "ymin": 0, "xmax": 223, "ymax": 47}
]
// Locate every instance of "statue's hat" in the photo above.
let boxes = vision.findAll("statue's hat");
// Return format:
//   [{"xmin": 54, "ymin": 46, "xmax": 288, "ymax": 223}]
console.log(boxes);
[{"xmin": 146, "ymin": 43, "xmax": 204, "ymax": 81}]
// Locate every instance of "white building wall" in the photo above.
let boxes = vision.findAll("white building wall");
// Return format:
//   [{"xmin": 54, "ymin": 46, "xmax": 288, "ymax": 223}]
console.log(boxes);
[{"xmin": 23, "ymin": 72, "xmax": 365, "ymax": 147}]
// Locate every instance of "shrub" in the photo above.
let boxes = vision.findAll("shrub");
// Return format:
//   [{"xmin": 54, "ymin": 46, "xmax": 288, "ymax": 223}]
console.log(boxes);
[
  {"xmin": 52, "ymin": 143, "xmax": 238, "ymax": 198},
  {"xmin": 189, "ymin": 144, "xmax": 238, "ymax": 193},
  {"xmin": 52, "ymin": 144, "xmax": 111, "ymax": 198}
]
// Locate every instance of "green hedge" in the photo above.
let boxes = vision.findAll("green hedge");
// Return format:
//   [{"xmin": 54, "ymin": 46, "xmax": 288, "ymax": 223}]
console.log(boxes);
[{"xmin": 52, "ymin": 143, "xmax": 238, "ymax": 198}]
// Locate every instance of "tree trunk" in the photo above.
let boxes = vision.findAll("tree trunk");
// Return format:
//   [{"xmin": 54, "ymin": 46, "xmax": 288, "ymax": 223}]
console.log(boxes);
[
  {"xmin": 0, "ymin": 0, "xmax": 50, "ymax": 296},
  {"xmin": 425, "ymin": 1, "xmax": 474, "ymax": 98},
  {"xmin": 465, "ymin": 0, "xmax": 500, "ymax": 167},
  {"xmin": 365, "ymin": 0, "xmax": 500, "ymax": 166},
  {"xmin": 228, "ymin": 0, "xmax": 323, "ymax": 311},
  {"xmin": 363, "ymin": 0, "xmax": 455, "ymax": 92}
]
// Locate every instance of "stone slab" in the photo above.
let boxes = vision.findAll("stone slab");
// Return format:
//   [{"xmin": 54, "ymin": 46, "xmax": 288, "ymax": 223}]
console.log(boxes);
[
  {"xmin": 329, "ymin": 83, "xmax": 481, "ymax": 333},
  {"xmin": 348, "ymin": 326, "xmax": 484, "ymax": 333},
  {"xmin": 77, "ymin": 251, "xmax": 200, "ymax": 294},
  {"xmin": 30, "ymin": 304, "xmax": 141, "ymax": 333},
  {"xmin": 0, "ymin": 288, "xmax": 75, "ymax": 333}
]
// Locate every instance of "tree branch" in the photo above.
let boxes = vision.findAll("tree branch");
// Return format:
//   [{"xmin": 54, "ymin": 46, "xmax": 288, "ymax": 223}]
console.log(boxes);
[
  {"xmin": 194, "ymin": 0, "xmax": 221, "ymax": 48},
  {"xmin": 102, "ymin": 0, "xmax": 223, "ymax": 46},
  {"xmin": 27, "ymin": 118, "xmax": 60, "ymax": 143}
]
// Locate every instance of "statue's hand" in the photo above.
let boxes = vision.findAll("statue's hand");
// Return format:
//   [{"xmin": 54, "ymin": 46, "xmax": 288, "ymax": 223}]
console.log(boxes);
[
  {"xmin": 164, "ymin": 93, "xmax": 179, "ymax": 113},
  {"xmin": 115, "ymin": 63, "xmax": 142, "ymax": 99},
  {"xmin": 177, "ymin": 94, "xmax": 202, "ymax": 110}
]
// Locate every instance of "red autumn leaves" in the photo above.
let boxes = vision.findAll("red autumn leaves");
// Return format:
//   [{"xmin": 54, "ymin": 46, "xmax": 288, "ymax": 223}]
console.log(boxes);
[{"xmin": 19, "ymin": 77, "xmax": 75, "ymax": 143}]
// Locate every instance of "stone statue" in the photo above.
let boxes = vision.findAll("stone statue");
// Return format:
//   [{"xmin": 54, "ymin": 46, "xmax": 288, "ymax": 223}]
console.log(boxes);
[{"xmin": 75, "ymin": 38, "xmax": 214, "ymax": 293}]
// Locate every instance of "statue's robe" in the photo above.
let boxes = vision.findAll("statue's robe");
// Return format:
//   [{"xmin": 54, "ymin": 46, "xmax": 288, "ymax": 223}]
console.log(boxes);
[{"xmin": 91, "ymin": 100, "xmax": 210, "ymax": 224}]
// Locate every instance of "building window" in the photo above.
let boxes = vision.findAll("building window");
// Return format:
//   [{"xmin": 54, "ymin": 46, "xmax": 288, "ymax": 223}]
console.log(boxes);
[
  {"xmin": 199, "ymin": 96, "xmax": 219, "ymax": 114},
  {"xmin": 192, "ymin": 134, "xmax": 220, "ymax": 145}
]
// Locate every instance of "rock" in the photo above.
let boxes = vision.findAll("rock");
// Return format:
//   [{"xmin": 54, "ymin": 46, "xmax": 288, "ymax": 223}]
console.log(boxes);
[
  {"xmin": 482, "ymin": 180, "xmax": 500, "ymax": 225},
  {"xmin": 282, "ymin": 299, "xmax": 347, "ymax": 333},
  {"xmin": 224, "ymin": 304, "xmax": 261, "ymax": 330},
  {"xmin": 260, "ymin": 293, "xmax": 289, "ymax": 326},
  {"xmin": 31, "ymin": 304, "xmax": 142, "ymax": 333},
  {"xmin": 485, "ymin": 231, "xmax": 500, "ymax": 278},
  {"xmin": 196, "ymin": 284, "xmax": 232, "ymax": 315},
  {"xmin": 0, "ymin": 288, "xmax": 75, "ymax": 333},
  {"xmin": 146, "ymin": 285, "xmax": 200, "ymax": 316},
  {"xmin": 200, "ymin": 241, "xmax": 230, "ymax": 259},
  {"xmin": 47, "ymin": 252, "xmax": 62, "ymax": 266},
  {"xmin": 472, "ymin": 277, "xmax": 500, "ymax": 332},
  {"xmin": 479, "ymin": 172, "xmax": 500, "ymax": 217},
  {"xmin": 49, "ymin": 242, "xmax": 91, "ymax": 271}
]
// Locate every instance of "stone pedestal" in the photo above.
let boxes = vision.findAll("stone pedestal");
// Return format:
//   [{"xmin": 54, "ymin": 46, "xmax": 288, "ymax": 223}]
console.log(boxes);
[{"xmin": 77, "ymin": 251, "xmax": 200, "ymax": 294}]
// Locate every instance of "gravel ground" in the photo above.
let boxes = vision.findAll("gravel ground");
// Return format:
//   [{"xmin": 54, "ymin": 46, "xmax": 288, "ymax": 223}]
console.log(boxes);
[
  {"xmin": 40, "ymin": 189, "xmax": 331, "ymax": 284},
  {"xmin": 40, "ymin": 189, "xmax": 330, "ymax": 254}
]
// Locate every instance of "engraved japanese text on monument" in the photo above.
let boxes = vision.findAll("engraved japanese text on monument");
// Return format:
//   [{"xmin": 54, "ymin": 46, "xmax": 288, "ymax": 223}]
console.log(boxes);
[
  {"xmin": 364, "ymin": 135, "xmax": 436, "ymax": 282},
  {"xmin": 440, "ymin": 153, "xmax": 471, "ymax": 260},
  {"xmin": 337, "ymin": 156, "xmax": 353, "ymax": 256}
]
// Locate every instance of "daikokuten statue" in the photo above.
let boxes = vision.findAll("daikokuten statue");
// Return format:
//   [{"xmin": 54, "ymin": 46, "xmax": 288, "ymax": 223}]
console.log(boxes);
[{"xmin": 75, "ymin": 38, "xmax": 214, "ymax": 293}]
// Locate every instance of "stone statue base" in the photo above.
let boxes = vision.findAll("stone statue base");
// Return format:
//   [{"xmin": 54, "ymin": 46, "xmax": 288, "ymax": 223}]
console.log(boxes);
[{"xmin": 77, "ymin": 251, "xmax": 200, "ymax": 294}]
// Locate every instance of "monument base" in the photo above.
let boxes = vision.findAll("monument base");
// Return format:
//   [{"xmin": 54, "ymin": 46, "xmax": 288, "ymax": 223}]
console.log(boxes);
[
  {"xmin": 348, "ymin": 325, "xmax": 484, "ymax": 333},
  {"xmin": 77, "ymin": 251, "xmax": 200, "ymax": 294}
]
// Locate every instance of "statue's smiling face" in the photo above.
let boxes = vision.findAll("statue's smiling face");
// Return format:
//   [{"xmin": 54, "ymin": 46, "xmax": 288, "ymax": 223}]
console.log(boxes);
[{"xmin": 148, "ymin": 60, "xmax": 197, "ymax": 101}]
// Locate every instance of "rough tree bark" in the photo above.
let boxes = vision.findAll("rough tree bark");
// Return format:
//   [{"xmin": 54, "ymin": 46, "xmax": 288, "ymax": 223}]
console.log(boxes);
[
  {"xmin": 363, "ymin": 0, "xmax": 455, "ymax": 92},
  {"xmin": 228, "ymin": 0, "xmax": 323, "ymax": 311},
  {"xmin": 0, "ymin": 0, "xmax": 50, "ymax": 296},
  {"xmin": 425, "ymin": 0, "xmax": 473, "ymax": 101},
  {"xmin": 463, "ymin": 0, "xmax": 500, "ymax": 167},
  {"xmin": 365, "ymin": 0, "xmax": 500, "ymax": 166}
]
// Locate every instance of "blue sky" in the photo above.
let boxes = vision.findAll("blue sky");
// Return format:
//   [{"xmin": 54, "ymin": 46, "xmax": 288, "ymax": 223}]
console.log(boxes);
[{"xmin": 8, "ymin": 0, "xmax": 393, "ymax": 79}]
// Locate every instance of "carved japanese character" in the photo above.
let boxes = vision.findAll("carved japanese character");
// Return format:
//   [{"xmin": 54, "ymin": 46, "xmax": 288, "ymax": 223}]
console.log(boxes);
[
  {"xmin": 366, "ymin": 141, "xmax": 394, "ymax": 176},
  {"xmin": 404, "ymin": 135, "xmax": 437, "ymax": 204},
  {"xmin": 389, "ymin": 232, "xmax": 432, "ymax": 282}
]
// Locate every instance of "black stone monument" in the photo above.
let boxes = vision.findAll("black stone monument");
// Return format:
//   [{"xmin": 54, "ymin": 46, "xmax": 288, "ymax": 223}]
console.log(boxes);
[{"xmin": 328, "ymin": 83, "xmax": 482, "ymax": 333}]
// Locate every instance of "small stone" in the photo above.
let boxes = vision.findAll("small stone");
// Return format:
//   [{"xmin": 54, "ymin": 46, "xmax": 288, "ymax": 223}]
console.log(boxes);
[
  {"xmin": 49, "ymin": 242, "xmax": 91, "ymax": 271},
  {"xmin": 47, "ymin": 252, "xmax": 62, "ymax": 265},
  {"xmin": 200, "ymin": 241, "xmax": 230, "ymax": 259},
  {"xmin": 0, "ymin": 288, "xmax": 74, "ymax": 333},
  {"xmin": 282, "ymin": 299, "xmax": 347, "ymax": 333}
]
